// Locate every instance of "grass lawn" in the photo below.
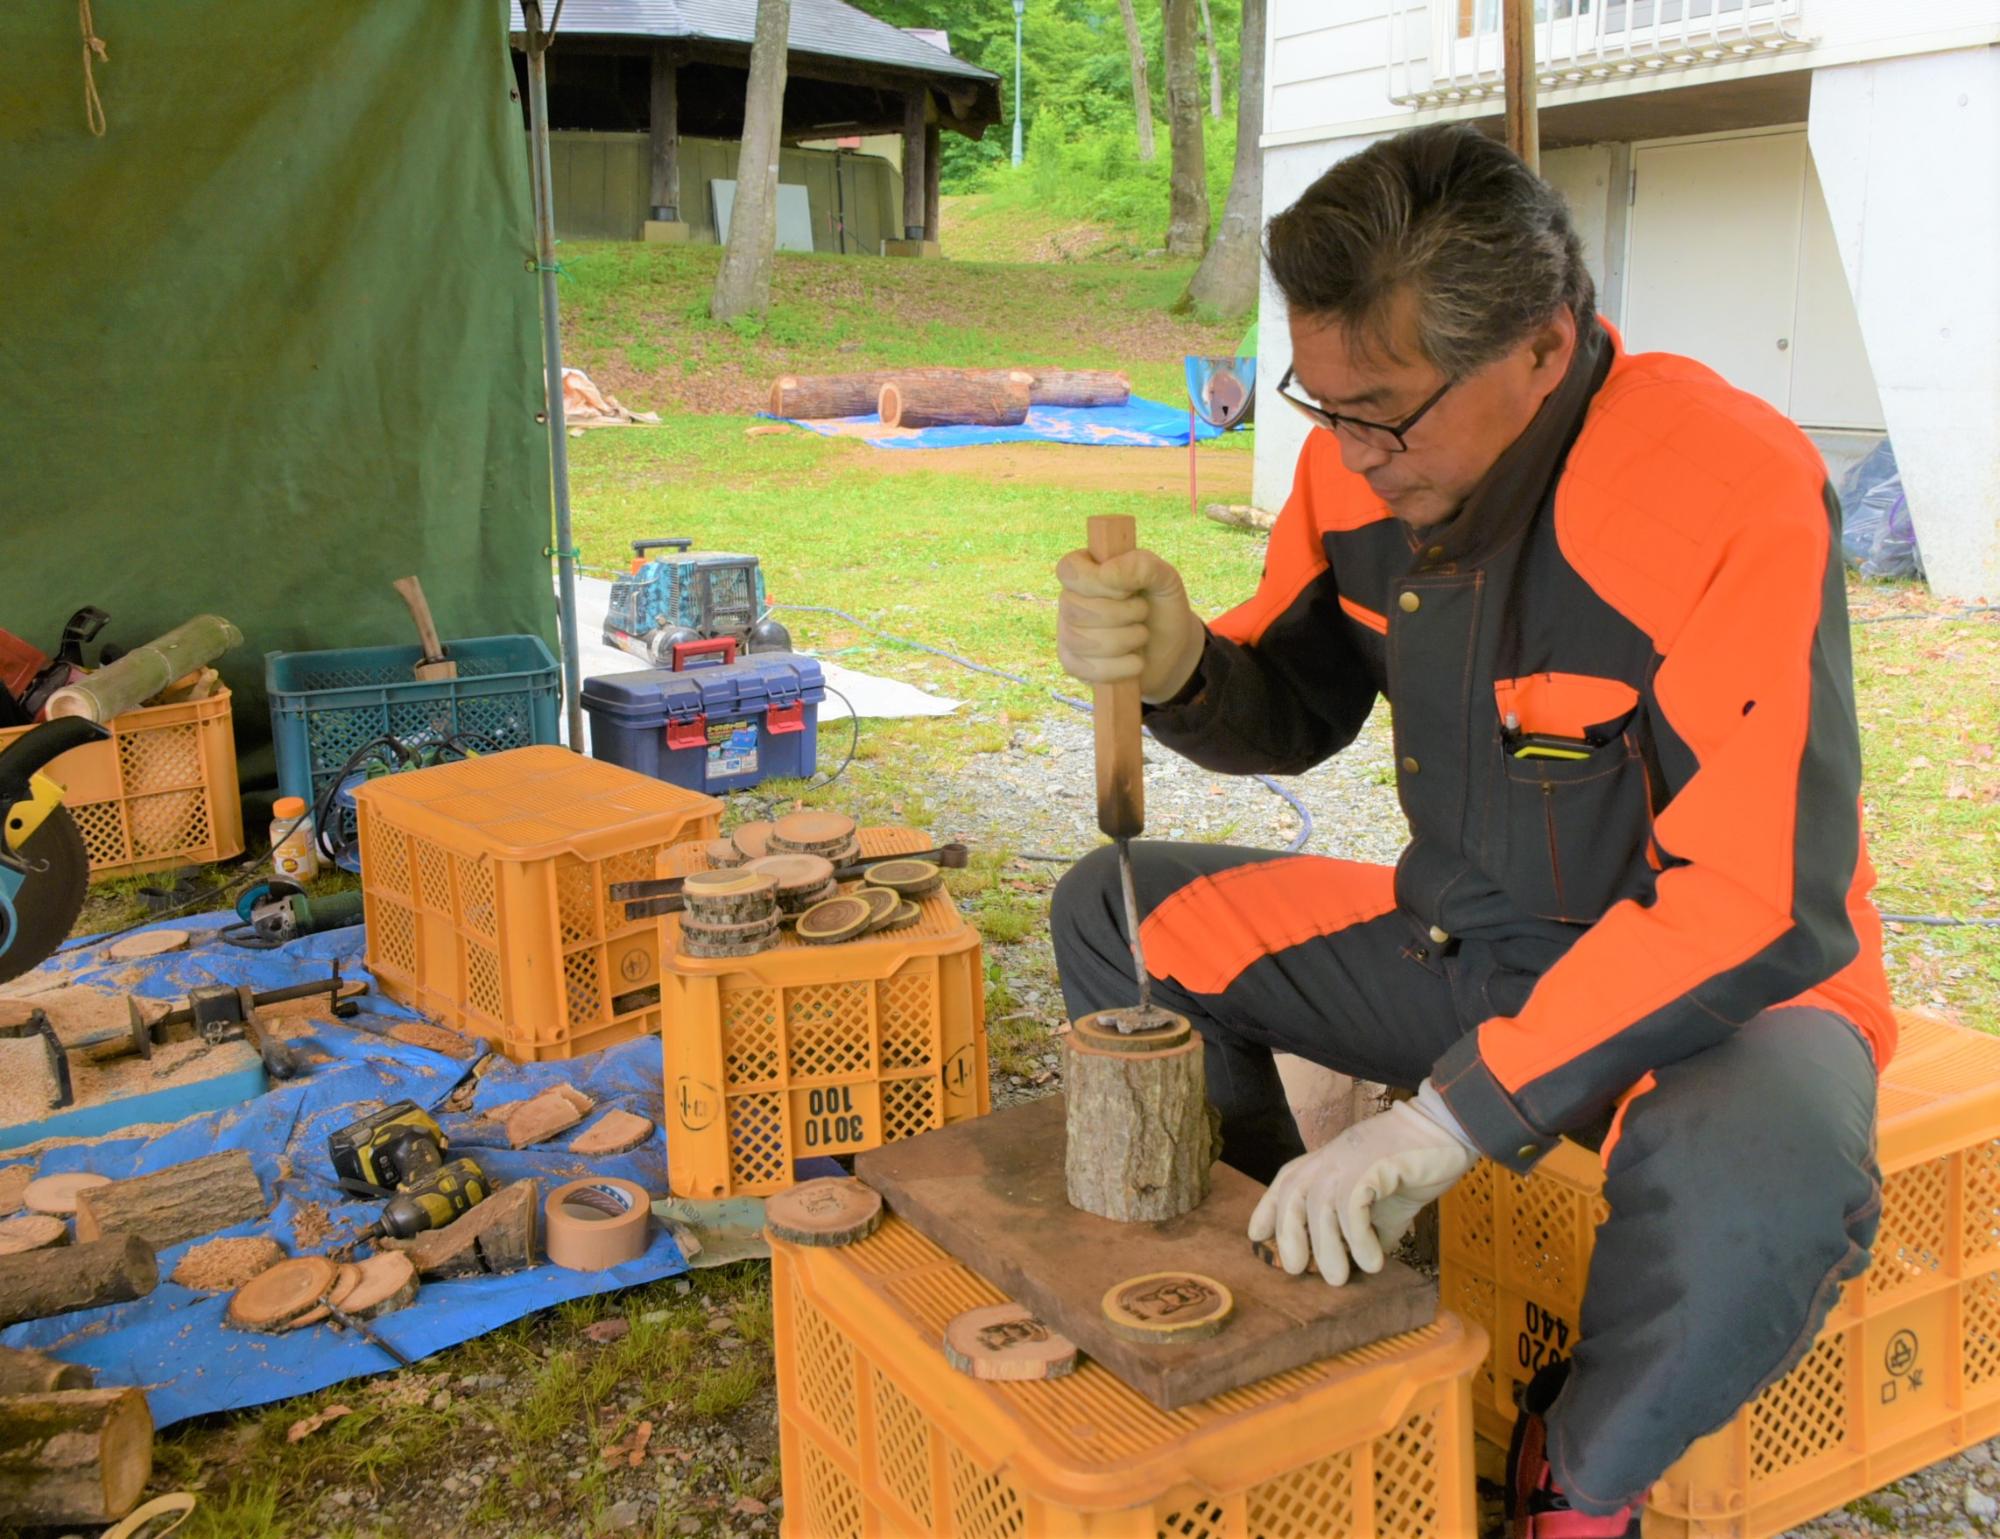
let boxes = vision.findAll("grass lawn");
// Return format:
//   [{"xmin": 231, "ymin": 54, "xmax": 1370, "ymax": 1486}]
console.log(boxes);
[{"xmin": 94, "ymin": 245, "xmax": 2000, "ymax": 1535}]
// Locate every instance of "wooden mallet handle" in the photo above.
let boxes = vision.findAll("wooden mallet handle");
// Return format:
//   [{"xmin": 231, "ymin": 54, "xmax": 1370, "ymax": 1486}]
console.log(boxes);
[
  {"xmin": 1087, "ymin": 515, "xmax": 1145, "ymax": 841},
  {"xmin": 391, "ymin": 576, "xmax": 447, "ymax": 664}
]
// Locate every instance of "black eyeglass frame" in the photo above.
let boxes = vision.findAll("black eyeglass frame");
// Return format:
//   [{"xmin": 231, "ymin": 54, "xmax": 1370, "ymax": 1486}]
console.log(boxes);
[{"xmin": 1276, "ymin": 365, "xmax": 1455, "ymax": 454}]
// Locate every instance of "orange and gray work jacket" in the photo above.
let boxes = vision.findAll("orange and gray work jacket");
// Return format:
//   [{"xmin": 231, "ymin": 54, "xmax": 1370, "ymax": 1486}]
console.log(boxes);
[{"xmin": 1143, "ymin": 320, "xmax": 1897, "ymax": 1172}]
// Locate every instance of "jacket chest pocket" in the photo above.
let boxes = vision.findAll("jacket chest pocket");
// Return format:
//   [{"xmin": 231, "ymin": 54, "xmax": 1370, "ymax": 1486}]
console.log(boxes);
[{"xmin": 1497, "ymin": 734, "xmax": 1654, "ymax": 923}]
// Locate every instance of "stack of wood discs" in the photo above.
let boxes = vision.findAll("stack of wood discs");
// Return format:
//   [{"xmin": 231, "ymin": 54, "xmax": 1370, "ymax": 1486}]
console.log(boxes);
[
  {"xmin": 744, "ymin": 853, "xmax": 838, "ymax": 916},
  {"xmin": 767, "ymin": 810, "xmax": 860, "ymax": 866},
  {"xmin": 678, "ymin": 869, "xmax": 780, "ymax": 958},
  {"xmin": 703, "ymin": 837, "xmax": 747, "ymax": 869}
]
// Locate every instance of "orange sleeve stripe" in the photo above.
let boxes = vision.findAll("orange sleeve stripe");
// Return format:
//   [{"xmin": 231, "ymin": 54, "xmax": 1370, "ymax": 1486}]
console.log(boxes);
[
  {"xmin": 1598, "ymin": 1071, "xmax": 1657, "ymax": 1170},
  {"xmin": 1140, "ymin": 857, "xmax": 1397, "ymax": 997},
  {"xmin": 1339, "ymin": 595, "xmax": 1389, "ymax": 635}
]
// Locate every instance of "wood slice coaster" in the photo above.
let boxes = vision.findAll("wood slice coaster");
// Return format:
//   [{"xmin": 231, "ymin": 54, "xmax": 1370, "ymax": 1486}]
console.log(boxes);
[
  {"xmin": 679, "ymin": 915, "xmax": 781, "ymax": 959},
  {"xmin": 744, "ymin": 854, "xmax": 838, "ymax": 913},
  {"xmin": 881, "ymin": 899, "xmax": 923, "ymax": 932},
  {"xmin": 679, "ymin": 869, "xmax": 777, "ymax": 925},
  {"xmin": 942, "ymin": 1303, "xmax": 1078, "ymax": 1381},
  {"xmin": 292, "ymin": 1262, "xmax": 363, "ymax": 1328},
  {"xmin": 703, "ymin": 838, "xmax": 746, "ymax": 869},
  {"xmin": 1101, "ymin": 1272, "xmax": 1234, "ymax": 1345},
  {"xmin": 764, "ymin": 1177, "xmax": 882, "ymax": 1247},
  {"xmin": 855, "ymin": 887, "xmax": 901, "ymax": 932},
  {"xmin": 337, "ymin": 1250, "xmax": 419, "ymax": 1319},
  {"xmin": 103, "ymin": 928, "xmax": 192, "ymax": 961},
  {"xmin": 795, "ymin": 894, "xmax": 877, "ymax": 946},
  {"xmin": 24, "ymin": 1172, "xmax": 111, "ymax": 1217},
  {"xmin": 1070, "ymin": 1009, "xmax": 1192, "ymax": 1055},
  {"xmin": 226, "ymin": 1255, "xmax": 340, "ymax": 1333},
  {"xmin": 768, "ymin": 810, "xmax": 857, "ymax": 858},
  {"xmin": 0, "ymin": 1214, "xmax": 68, "ymax": 1254},
  {"xmin": 862, "ymin": 859, "xmax": 942, "ymax": 897},
  {"xmin": 729, "ymin": 821, "xmax": 773, "ymax": 860}
]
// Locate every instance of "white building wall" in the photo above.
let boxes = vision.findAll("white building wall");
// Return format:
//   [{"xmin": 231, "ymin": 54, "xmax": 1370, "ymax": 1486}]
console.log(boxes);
[{"xmin": 1810, "ymin": 48, "xmax": 2000, "ymax": 599}]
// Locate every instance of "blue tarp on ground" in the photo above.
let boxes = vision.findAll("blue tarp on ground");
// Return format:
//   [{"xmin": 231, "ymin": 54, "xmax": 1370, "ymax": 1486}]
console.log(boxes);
[
  {"xmin": 1, "ymin": 915, "xmax": 688, "ymax": 1428},
  {"xmin": 779, "ymin": 394, "xmax": 1231, "ymax": 450}
]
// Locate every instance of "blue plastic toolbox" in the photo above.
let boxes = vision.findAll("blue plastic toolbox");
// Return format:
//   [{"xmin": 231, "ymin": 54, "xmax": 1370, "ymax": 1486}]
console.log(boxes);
[
  {"xmin": 265, "ymin": 635, "xmax": 562, "ymax": 813},
  {"xmin": 582, "ymin": 653, "xmax": 824, "ymax": 794}
]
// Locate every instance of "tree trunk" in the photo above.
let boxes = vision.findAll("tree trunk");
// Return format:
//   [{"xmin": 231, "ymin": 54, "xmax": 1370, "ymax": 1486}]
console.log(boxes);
[
  {"xmin": 0, "ymin": 1347, "xmax": 93, "ymax": 1396},
  {"xmin": 879, "ymin": 374, "xmax": 1032, "ymax": 429},
  {"xmin": 0, "ymin": 1388, "xmax": 152, "ymax": 1526},
  {"xmin": 73, "ymin": 1150, "xmax": 267, "ymax": 1251},
  {"xmin": 1198, "ymin": 0, "xmax": 1224, "ymax": 118},
  {"xmin": 1062, "ymin": 1012, "xmax": 1217, "ymax": 1223},
  {"xmin": 1181, "ymin": 0, "xmax": 1265, "ymax": 314},
  {"xmin": 1116, "ymin": 0, "xmax": 1158, "ymax": 163},
  {"xmin": 1161, "ymin": 0, "xmax": 1210, "ymax": 259},
  {"xmin": 769, "ymin": 371, "xmax": 898, "ymax": 418},
  {"xmin": 710, "ymin": 0, "xmax": 791, "ymax": 321},
  {"xmin": 0, "ymin": 1236, "xmax": 157, "ymax": 1328},
  {"xmin": 1018, "ymin": 368, "xmax": 1130, "ymax": 407},
  {"xmin": 772, "ymin": 368, "xmax": 1129, "ymax": 420}
]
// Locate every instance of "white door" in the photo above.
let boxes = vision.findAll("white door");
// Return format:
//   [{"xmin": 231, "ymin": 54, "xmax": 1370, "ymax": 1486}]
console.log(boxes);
[
  {"xmin": 1624, "ymin": 131, "xmax": 1807, "ymax": 410},
  {"xmin": 1621, "ymin": 129, "xmax": 1885, "ymax": 430}
]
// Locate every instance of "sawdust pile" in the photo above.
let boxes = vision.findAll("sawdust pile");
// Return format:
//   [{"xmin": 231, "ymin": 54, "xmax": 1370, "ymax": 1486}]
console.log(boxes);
[
  {"xmin": 292, "ymin": 1201, "xmax": 334, "ymax": 1251},
  {"xmin": 386, "ymin": 1023, "xmax": 477, "ymax": 1059},
  {"xmin": 172, "ymin": 1236, "xmax": 288, "ymax": 1291},
  {"xmin": 0, "ymin": 1164, "xmax": 32, "ymax": 1213}
]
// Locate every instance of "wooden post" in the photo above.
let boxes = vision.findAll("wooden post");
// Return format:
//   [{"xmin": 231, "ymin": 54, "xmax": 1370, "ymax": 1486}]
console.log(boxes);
[
  {"xmin": 902, "ymin": 92, "xmax": 927, "ymax": 242},
  {"xmin": 1502, "ymin": 0, "xmax": 1540, "ymax": 172},
  {"xmin": 923, "ymin": 123, "xmax": 941, "ymax": 244},
  {"xmin": 649, "ymin": 47, "xmax": 681, "ymax": 221}
]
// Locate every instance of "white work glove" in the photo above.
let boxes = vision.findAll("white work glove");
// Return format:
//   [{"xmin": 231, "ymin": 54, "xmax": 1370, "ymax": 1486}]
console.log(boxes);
[
  {"xmin": 1056, "ymin": 546, "xmax": 1207, "ymax": 705},
  {"xmin": 1248, "ymin": 1087, "xmax": 1479, "ymax": 1287}
]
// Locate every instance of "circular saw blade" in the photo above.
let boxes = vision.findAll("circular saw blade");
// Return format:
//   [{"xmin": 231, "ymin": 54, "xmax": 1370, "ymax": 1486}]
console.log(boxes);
[{"xmin": 0, "ymin": 803, "xmax": 90, "ymax": 984}]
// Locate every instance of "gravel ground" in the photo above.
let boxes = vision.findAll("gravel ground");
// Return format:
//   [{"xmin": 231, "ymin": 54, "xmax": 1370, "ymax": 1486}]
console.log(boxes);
[{"xmin": 929, "ymin": 707, "xmax": 1992, "ymax": 1539}]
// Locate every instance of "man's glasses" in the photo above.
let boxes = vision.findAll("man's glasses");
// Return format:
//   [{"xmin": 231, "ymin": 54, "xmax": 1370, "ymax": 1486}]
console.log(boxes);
[{"xmin": 1277, "ymin": 366, "xmax": 1454, "ymax": 454}]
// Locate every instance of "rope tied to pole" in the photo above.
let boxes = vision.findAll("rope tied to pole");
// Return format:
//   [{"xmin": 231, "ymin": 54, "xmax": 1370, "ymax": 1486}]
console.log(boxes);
[{"xmin": 79, "ymin": 0, "xmax": 108, "ymax": 137}]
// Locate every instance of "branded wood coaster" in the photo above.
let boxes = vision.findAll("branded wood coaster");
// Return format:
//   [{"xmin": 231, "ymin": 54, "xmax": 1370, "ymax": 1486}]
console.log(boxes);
[
  {"xmin": 226, "ymin": 1256, "xmax": 341, "ymax": 1333},
  {"xmin": 1071, "ymin": 1009, "xmax": 1192, "ymax": 1054},
  {"xmin": 1101, "ymin": 1272, "xmax": 1234, "ymax": 1344},
  {"xmin": 943, "ymin": 1303, "xmax": 1079, "ymax": 1381},
  {"xmin": 703, "ymin": 837, "xmax": 746, "ymax": 869},
  {"xmin": 856, "ymin": 886, "xmax": 901, "ymax": 931},
  {"xmin": 768, "ymin": 810, "xmax": 857, "ymax": 859},
  {"xmin": 729, "ymin": 821, "xmax": 773, "ymax": 860},
  {"xmin": 795, "ymin": 894, "xmax": 876, "ymax": 946},
  {"xmin": 862, "ymin": 859, "xmax": 943, "ymax": 898},
  {"xmin": 764, "ymin": 1177, "xmax": 882, "ymax": 1247}
]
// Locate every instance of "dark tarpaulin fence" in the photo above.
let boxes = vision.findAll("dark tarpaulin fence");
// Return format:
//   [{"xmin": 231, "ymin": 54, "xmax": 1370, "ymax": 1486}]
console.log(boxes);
[{"xmin": 0, "ymin": 0, "xmax": 558, "ymax": 788}]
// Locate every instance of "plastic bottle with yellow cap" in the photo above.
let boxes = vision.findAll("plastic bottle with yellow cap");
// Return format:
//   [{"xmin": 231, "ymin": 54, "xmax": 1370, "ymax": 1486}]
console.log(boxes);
[{"xmin": 270, "ymin": 795, "xmax": 320, "ymax": 881}]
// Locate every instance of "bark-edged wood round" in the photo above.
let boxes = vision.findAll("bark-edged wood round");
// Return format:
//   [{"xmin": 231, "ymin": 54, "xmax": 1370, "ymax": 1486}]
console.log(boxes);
[
  {"xmin": 862, "ymin": 859, "xmax": 942, "ymax": 897},
  {"xmin": 679, "ymin": 870, "xmax": 777, "ymax": 926},
  {"xmin": 226, "ymin": 1255, "xmax": 340, "ymax": 1333},
  {"xmin": 678, "ymin": 915, "xmax": 780, "ymax": 959},
  {"xmin": 764, "ymin": 1178, "xmax": 882, "ymax": 1247},
  {"xmin": 703, "ymin": 837, "xmax": 746, "ymax": 869},
  {"xmin": 1070, "ymin": 1009, "xmax": 1191, "ymax": 1055},
  {"xmin": 795, "ymin": 894, "xmax": 876, "ymax": 946},
  {"xmin": 942, "ymin": 1303, "xmax": 1078, "ymax": 1381},
  {"xmin": 102, "ymin": 928, "xmax": 191, "ymax": 961},
  {"xmin": 24, "ymin": 1173, "xmax": 110, "ymax": 1217},
  {"xmin": 336, "ymin": 1250, "xmax": 418, "ymax": 1319},
  {"xmin": 729, "ymin": 821, "xmax": 773, "ymax": 860},
  {"xmin": 1100, "ymin": 1271, "xmax": 1234, "ymax": 1344},
  {"xmin": 855, "ymin": 886, "xmax": 901, "ymax": 931},
  {"xmin": 0, "ymin": 1215, "xmax": 67, "ymax": 1255},
  {"xmin": 768, "ymin": 810, "xmax": 855, "ymax": 856},
  {"xmin": 880, "ymin": 899, "xmax": 922, "ymax": 932},
  {"xmin": 291, "ymin": 1262, "xmax": 362, "ymax": 1328}
]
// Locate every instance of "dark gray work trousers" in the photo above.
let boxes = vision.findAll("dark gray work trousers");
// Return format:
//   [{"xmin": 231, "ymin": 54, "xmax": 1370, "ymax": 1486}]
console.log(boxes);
[{"xmin": 1051, "ymin": 840, "xmax": 1882, "ymax": 1515}]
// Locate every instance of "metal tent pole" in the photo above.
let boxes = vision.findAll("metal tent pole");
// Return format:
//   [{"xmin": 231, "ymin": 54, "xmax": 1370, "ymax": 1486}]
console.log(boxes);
[{"xmin": 524, "ymin": 0, "xmax": 585, "ymax": 752}]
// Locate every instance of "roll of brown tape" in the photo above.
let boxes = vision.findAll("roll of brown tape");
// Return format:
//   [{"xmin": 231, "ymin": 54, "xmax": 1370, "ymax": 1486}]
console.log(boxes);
[{"xmin": 545, "ymin": 1177, "xmax": 652, "ymax": 1272}]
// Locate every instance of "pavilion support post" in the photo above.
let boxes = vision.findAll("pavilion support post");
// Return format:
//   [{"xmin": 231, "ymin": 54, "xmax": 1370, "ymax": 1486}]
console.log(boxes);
[
  {"xmin": 886, "ymin": 92, "xmax": 940, "ymax": 257},
  {"xmin": 645, "ymin": 46, "xmax": 689, "ymax": 242}
]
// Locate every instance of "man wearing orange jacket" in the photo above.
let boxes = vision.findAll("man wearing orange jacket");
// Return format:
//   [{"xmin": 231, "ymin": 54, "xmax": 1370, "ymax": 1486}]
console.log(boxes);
[{"xmin": 1053, "ymin": 124, "xmax": 1894, "ymax": 1537}]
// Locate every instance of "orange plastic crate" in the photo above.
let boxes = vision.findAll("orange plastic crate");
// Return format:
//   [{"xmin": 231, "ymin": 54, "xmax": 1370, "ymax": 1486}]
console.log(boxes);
[
  {"xmin": 353, "ymin": 747, "xmax": 720, "ymax": 1060},
  {"xmin": 659, "ymin": 828, "xmax": 988, "ymax": 1199},
  {"xmin": 774, "ymin": 1215, "xmax": 1487, "ymax": 1539},
  {"xmin": 0, "ymin": 690, "xmax": 244, "ymax": 879},
  {"xmin": 1440, "ymin": 1009, "xmax": 2000, "ymax": 1538}
]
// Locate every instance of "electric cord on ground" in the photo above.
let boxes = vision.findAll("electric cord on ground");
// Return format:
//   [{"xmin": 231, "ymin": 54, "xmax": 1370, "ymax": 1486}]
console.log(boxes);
[
  {"xmin": 1853, "ymin": 603, "xmax": 2000, "ymax": 624},
  {"xmin": 772, "ymin": 603, "xmax": 1316, "ymax": 856}
]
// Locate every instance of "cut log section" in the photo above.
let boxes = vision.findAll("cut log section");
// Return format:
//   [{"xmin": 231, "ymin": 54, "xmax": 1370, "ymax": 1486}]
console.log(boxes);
[
  {"xmin": 1021, "ymin": 367, "xmax": 1130, "ymax": 408},
  {"xmin": 385, "ymin": 1179, "xmax": 539, "ymax": 1278},
  {"xmin": 795, "ymin": 895, "xmax": 876, "ymax": 946},
  {"xmin": 24, "ymin": 1173, "xmax": 110, "ymax": 1217},
  {"xmin": 942, "ymin": 1303, "xmax": 1078, "ymax": 1381},
  {"xmin": 0, "ymin": 1345, "xmax": 95, "ymax": 1395},
  {"xmin": 764, "ymin": 1178, "xmax": 882, "ymax": 1247},
  {"xmin": 768, "ymin": 371, "xmax": 898, "ymax": 420},
  {"xmin": 1063, "ymin": 1008, "xmax": 1216, "ymax": 1223},
  {"xmin": 0, "ymin": 1216, "xmax": 67, "ymax": 1256},
  {"xmin": 74, "ymin": 1150, "xmax": 267, "ymax": 1250},
  {"xmin": 770, "ymin": 368, "xmax": 1129, "ymax": 419},
  {"xmin": 225, "ymin": 1255, "xmax": 340, "ymax": 1333},
  {"xmin": 880, "ymin": 373, "xmax": 1032, "ymax": 429},
  {"xmin": 0, "ymin": 1235, "xmax": 158, "ymax": 1328},
  {"xmin": 0, "ymin": 1386, "xmax": 153, "ymax": 1525}
]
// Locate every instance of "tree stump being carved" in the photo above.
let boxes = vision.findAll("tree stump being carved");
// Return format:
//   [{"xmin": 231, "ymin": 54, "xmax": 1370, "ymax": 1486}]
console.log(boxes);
[{"xmin": 1063, "ymin": 1009, "xmax": 1218, "ymax": 1223}]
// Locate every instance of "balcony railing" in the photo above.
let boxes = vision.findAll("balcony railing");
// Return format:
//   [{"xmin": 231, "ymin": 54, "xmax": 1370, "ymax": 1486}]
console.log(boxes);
[{"xmin": 1386, "ymin": 0, "xmax": 1811, "ymax": 109}]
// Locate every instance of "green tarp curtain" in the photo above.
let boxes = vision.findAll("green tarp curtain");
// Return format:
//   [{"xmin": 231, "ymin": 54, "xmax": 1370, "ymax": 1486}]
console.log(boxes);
[{"xmin": 1, "ymin": 0, "xmax": 557, "ymax": 789}]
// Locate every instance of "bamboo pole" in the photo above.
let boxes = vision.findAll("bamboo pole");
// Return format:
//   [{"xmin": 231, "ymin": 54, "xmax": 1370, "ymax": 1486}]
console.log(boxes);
[{"xmin": 1502, "ymin": 0, "xmax": 1540, "ymax": 172}]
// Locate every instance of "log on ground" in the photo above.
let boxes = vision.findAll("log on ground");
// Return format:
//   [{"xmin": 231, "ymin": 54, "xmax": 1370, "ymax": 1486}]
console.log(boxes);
[
  {"xmin": 0, "ymin": 1346, "xmax": 94, "ymax": 1396},
  {"xmin": 767, "ymin": 371, "xmax": 897, "ymax": 419},
  {"xmin": 879, "ymin": 372, "xmax": 1033, "ymax": 429},
  {"xmin": 1021, "ymin": 368, "xmax": 1129, "ymax": 407},
  {"xmin": 73, "ymin": 1150, "xmax": 267, "ymax": 1250},
  {"xmin": 0, "ymin": 1386, "xmax": 152, "ymax": 1525},
  {"xmin": 0, "ymin": 1235, "xmax": 158, "ymax": 1328}
]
